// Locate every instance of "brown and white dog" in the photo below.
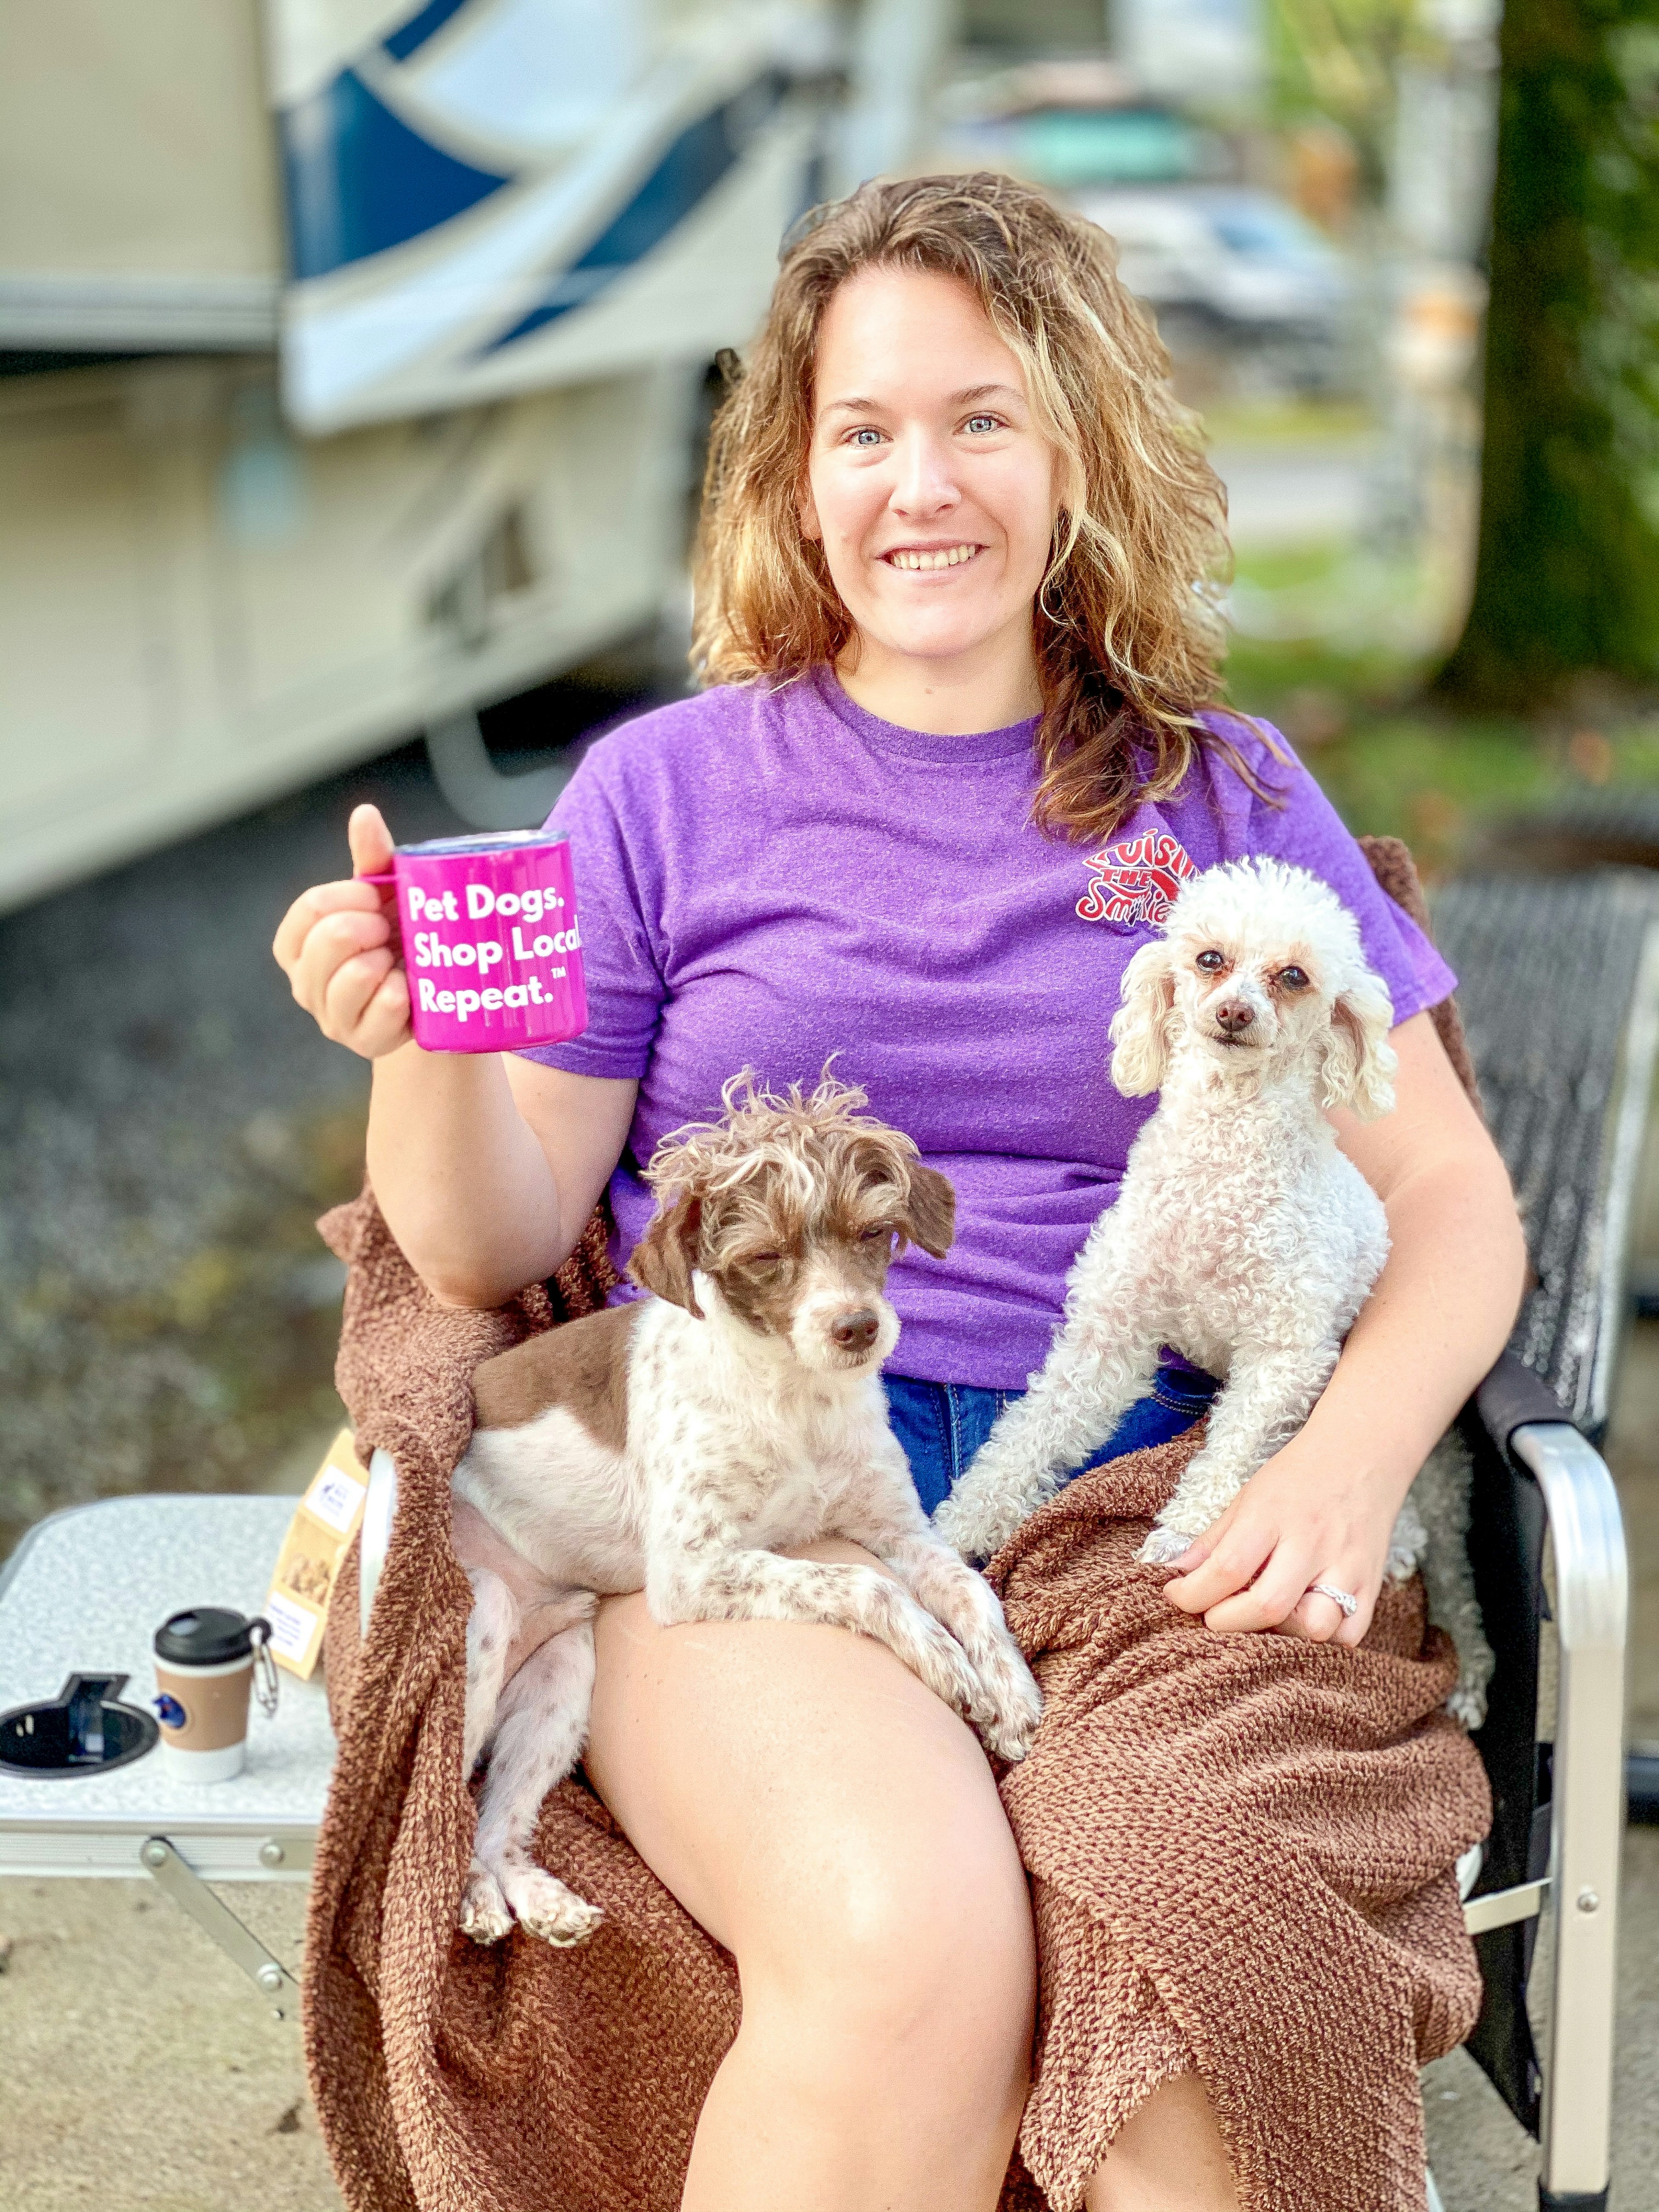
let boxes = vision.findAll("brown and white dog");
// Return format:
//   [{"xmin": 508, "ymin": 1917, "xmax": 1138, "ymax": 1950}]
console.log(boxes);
[{"xmin": 451, "ymin": 1072, "xmax": 1043, "ymax": 1950}]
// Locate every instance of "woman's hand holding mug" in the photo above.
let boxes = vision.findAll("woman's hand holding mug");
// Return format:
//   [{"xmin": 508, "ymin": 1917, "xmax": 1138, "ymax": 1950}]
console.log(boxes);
[
  {"xmin": 276, "ymin": 805, "xmax": 586, "ymax": 1057},
  {"xmin": 273, "ymin": 804, "xmax": 412, "ymax": 1059}
]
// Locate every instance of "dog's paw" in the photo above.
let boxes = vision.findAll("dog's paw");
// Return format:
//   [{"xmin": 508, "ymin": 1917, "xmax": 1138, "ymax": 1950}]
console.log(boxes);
[
  {"xmin": 967, "ymin": 1643, "xmax": 1044, "ymax": 1763},
  {"xmin": 458, "ymin": 1863, "xmax": 514, "ymax": 1945},
  {"xmin": 1383, "ymin": 1496, "xmax": 1427, "ymax": 1583},
  {"xmin": 1136, "ymin": 1524, "xmax": 1196, "ymax": 1568},
  {"xmin": 933, "ymin": 1635, "xmax": 992, "ymax": 1726},
  {"xmin": 933, "ymin": 1474, "xmax": 1038, "ymax": 1566},
  {"xmin": 502, "ymin": 1867, "xmax": 604, "ymax": 1949},
  {"xmin": 1445, "ymin": 1681, "xmax": 1488, "ymax": 1732},
  {"xmin": 929, "ymin": 1494, "xmax": 986, "ymax": 1564},
  {"xmin": 978, "ymin": 1687, "xmax": 1043, "ymax": 1764}
]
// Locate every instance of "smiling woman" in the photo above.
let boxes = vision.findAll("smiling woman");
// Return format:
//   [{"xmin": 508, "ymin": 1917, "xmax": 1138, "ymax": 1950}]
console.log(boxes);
[
  {"xmin": 274, "ymin": 170, "xmax": 1523, "ymax": 2212},
  {"xmin": 693, "ymin": 172, "xmax": 1263, "ymax": 839}
]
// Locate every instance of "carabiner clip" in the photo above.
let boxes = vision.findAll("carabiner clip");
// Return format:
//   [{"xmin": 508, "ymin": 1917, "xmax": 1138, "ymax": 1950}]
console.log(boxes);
[{"xmin": 249, "ymin": 1618, "xmax": 280, "ymax": 1719}]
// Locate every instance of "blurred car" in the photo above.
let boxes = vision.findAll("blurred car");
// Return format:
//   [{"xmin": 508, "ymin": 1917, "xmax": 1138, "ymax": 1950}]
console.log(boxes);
[
  {"xmin": 955, "ymin": 100, "xmax": 1205, "ymax": 188},
  {"xmin": 939, "ymin": 61, "xmax": 1218, "ymax": 190},
  {"xmin": 1068, "ymin": 185, "xmax": 1353, "ymax": 381}
]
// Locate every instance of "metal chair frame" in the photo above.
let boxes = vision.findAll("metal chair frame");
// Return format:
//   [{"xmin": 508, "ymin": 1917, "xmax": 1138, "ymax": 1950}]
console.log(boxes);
[{"xmin": 1454, "ymin": 1359, "xmax": 1628, "ymax": 2211}]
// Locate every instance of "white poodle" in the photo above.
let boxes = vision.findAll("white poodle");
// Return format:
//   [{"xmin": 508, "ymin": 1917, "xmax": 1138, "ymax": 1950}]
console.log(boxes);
[{"xmin": 934, "ymin": 857, "xmax": 1492, "ymax": 1725}]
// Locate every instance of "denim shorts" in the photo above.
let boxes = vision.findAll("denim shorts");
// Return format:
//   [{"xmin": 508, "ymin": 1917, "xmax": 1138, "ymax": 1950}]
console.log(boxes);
[{"xmin": 884, "ymin": 1363, "xmax": 1220, "ymax": 1521}]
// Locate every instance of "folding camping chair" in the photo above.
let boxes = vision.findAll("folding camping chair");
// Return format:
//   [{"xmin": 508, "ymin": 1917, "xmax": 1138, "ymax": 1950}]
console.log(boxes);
[{"xmin": 1426, "ymin": 870, "xmax": 1659, "ymax": 2210}]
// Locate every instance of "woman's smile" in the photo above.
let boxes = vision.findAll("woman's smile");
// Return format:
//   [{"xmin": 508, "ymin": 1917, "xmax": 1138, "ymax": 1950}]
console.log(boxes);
[{"xmin": 882, "ymin": 542, "xmax": 985, "ymax": 572}]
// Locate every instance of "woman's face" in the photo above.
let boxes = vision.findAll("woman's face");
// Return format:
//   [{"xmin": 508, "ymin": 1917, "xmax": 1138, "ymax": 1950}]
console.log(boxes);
[{"xmin": 800, "ymin": 265, "xmax": 1061, "ymax": 677}]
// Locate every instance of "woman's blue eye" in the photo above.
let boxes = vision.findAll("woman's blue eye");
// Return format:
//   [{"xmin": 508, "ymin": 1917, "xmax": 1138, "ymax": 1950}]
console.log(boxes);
[
  {"xmin": 964, "ymin": 414, "xmax": 1000, "ymax": 434},
  {"xmin": 849, "ymin": 427, "xmax": 883, "ymax": 447}
]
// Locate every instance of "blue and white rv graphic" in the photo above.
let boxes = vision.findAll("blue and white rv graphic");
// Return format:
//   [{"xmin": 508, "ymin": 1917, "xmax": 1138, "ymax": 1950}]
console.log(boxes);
[{"xmin": 267, "ymin": 0, "xmax": 820, "ymax": 431}]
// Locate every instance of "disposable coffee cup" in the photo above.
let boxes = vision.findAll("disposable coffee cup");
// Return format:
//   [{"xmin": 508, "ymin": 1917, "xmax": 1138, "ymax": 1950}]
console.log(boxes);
[
  {"xmin": 359, "ymin": 830, "xmax": 588, "ymax": 1054},
  {"xmin": 152, "ymin": 1608, "xmax": 277, "ymax": 1783}
]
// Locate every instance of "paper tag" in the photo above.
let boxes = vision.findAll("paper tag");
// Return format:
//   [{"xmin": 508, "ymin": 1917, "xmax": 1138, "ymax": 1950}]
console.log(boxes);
[
  {"xmin": 267, "ymin": 1427, "xmax": 369, "ymax": 1678},
  {"xmin": 308, "ymin": 1464, "xmax": 367, "ymax": 1535},
  {"xmin": 264, "ymin": 1589, "xmax": 319, "ymax": 1668}
]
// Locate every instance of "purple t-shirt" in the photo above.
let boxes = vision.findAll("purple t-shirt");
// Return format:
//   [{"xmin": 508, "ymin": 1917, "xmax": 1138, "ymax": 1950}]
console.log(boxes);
[{"xmin": 522, "ymin": 667, "xmax": 1455, "ymax": 1389}]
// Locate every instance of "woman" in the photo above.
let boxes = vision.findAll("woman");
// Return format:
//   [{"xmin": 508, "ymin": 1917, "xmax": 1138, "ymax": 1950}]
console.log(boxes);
[{"xmin": 276, "ymin": 175, "xmax": 1524, "ymax": 2211}]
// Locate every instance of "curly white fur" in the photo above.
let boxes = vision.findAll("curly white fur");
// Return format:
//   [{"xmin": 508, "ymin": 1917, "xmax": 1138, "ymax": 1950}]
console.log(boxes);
[{"xmin": 934, "ymin": 858, "xmax": 1492, "ymax": 1725}]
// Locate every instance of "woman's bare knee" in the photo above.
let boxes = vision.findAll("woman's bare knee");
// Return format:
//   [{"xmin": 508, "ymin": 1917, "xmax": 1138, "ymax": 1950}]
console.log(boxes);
[
  {"xmin": 743, "ymin": 1822, "xmax": 1035, "ymax": 2068},
  {"xmin": 721, "ymin": 1824, "xmax": 1034, "ymax": 2206}
]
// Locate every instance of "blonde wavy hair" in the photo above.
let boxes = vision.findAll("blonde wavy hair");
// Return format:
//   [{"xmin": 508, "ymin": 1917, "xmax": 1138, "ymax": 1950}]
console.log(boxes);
[{"xmin": 693, "ymin": 171, "xmax": 1267, "ymax": 846}]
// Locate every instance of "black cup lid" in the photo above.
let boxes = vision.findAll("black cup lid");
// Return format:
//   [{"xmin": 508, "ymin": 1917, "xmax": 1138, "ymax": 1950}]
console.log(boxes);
[{"xmin": 154, "ymin": 1608, "xmax": 258, "ymax": 1665}]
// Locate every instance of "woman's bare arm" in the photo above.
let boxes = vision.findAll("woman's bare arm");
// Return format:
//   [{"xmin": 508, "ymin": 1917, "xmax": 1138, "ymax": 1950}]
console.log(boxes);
[
  {"xmin": 275, "ymin": 803, "xmax": 637, "ymax": 1308},
  {"xmin": 366, "ymin": 1054, "xmax": 636, "ymax": 1306},
  {"xmin": 1163, "ymin": 1009, "xmax": 1527, "ymax": 1643}
]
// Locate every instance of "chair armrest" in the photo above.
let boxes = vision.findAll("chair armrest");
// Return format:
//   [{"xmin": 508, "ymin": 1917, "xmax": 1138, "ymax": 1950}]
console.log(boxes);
[
  {"xmin": 1474, "ymin": 1350, "xmax": 1581, "ymax": 1462},
  {"xmin": 359, "ymin": 1449, "xmax": 399, "ymax": 1638},
  {"xmin": 1504, "ymin": 1413, "xmax": 1628, "ymax": 2209}
]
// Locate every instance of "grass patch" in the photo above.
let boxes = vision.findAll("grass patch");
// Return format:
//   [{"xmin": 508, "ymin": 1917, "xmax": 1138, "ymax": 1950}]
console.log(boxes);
[
  {"xmin": 1197, "ymin": 395, "xmax": 1377, "ymax": 447},
  {"xmin": 1223, "ymin": 620, "xmax": 1659, "ymax": 876}
]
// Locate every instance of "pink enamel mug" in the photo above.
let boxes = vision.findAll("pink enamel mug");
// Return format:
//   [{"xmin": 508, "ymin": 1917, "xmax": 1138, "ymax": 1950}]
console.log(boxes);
[{"xmin": 362, "ymin": 831, "xmax": 588, "ymax": 1054}]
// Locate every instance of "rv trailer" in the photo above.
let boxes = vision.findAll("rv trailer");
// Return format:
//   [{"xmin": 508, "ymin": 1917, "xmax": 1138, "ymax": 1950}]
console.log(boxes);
[{"xmin": 0, "ymin": 0, "xmax": 943, "ymax": 912}]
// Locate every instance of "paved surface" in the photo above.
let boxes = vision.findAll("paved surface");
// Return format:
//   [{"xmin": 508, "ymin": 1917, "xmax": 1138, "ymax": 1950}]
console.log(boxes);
[
  {"xmin": 0, "ymin": 1874, "xmax": 335, "ymax": 2212},
  {"xmin": 1210, "ymin": 441, "xmax": 1376, "ymax": 549},
  {"xmin": 1424, "ymin": 1822, "xmax": 1659, "ymax": 2209}
]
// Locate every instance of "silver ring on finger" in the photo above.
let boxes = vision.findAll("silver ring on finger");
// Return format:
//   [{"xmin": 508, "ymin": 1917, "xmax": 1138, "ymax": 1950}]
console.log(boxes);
[{"xmin": 1307, "ymin": 1581, "xmax": 1358, "ymax": 1618}]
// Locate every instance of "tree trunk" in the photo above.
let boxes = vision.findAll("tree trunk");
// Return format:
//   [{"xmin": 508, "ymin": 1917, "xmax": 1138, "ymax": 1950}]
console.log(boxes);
[{"xmin": 1437, "ymin": 0, "xmax": 1659, "ymax": 709}]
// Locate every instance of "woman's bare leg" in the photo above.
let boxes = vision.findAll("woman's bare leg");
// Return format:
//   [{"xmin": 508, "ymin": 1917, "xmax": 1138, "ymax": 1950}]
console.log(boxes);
[
  {"xmin": 585, "ymin": 1539, "xmax": 1035, "ymax": 2212},
  {"xmin": 1085, "ymin": 2074, "xmax": 1239, "ymax": 2212}
]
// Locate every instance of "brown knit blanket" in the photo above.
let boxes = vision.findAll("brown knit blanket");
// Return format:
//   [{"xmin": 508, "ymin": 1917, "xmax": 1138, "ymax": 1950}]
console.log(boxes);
[{"xmin": 302, "ymin": 836, "xmax": 1492, "ymax": 2212}]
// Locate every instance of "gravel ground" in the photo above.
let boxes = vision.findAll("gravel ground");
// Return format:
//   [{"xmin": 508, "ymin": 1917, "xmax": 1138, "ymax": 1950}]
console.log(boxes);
[
  {"xmin": 0, "ymin": 647, "xmax": 663, "ymax": 1560},
  {"xmin": 0, "ymin": 744, "xmax": 449, "ymax": 1556}
]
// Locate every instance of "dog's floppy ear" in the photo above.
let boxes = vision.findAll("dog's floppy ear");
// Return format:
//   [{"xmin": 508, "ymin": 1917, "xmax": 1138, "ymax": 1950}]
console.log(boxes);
[
  {"xmin": 898, "ymin": 1162, "xmax": 956, "ymax": 1259},
  {"xmin": 627, "ymin": 1193, "xmax": 705, "ymax": 1316},
  {"xmin": 1109, "ymin": 939, "xmax": 1177, "ymax": 1096},
  {"xmin": 1320, "ymin": 969, "xmax": 1398, "ymax": 1119}
]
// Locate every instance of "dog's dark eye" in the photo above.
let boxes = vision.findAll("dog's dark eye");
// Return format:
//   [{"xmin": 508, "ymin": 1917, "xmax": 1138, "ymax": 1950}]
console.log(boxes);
[
  {"xmin": 747, "ymin": 1250, "xmax": 782, "ymax": 1267},
  {"xmin": 860, "ymin": 1226, "xmax": 891, "ymax": 1243},
  {"xmin": 1278, "ymin": 966, "xmax": 1310, "ymax": 991},
  {"xmin": 1195, "ymin": 949, "xmax": 1227, "ymax": 972}
]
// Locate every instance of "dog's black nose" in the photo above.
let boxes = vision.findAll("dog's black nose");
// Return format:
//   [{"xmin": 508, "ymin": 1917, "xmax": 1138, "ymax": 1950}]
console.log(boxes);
[
  {"xmin": 1215, "ymin": 999, "xmax": 1255, "ymax": 1033},
  {"xmin": 831, "ymin": 1309, "xmax": 880, "ymax": 1352}
]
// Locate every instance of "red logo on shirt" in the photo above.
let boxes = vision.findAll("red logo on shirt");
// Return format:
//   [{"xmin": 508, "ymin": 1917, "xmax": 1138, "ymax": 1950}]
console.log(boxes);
[{"xmin": 1076, "ymin": 831, "xmax": 1197, "ymax": 925}]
